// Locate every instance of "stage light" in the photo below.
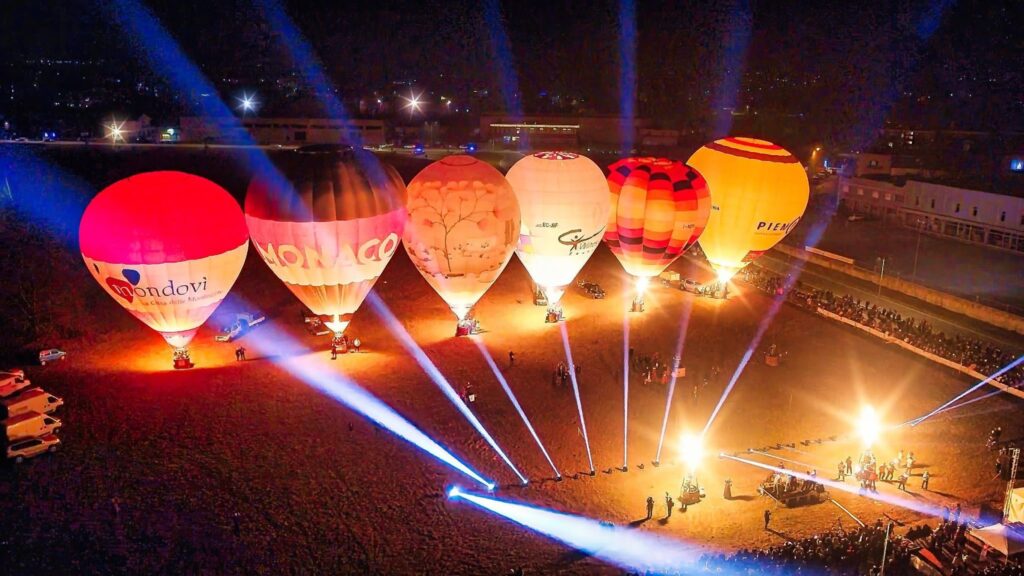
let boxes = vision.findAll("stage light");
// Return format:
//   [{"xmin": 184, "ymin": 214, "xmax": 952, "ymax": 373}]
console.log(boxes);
[
  {"xmin": 856, "ymin": 405, "xmax": 882, "ymax": 447},
  {"xmin": 366, "ymin": 292, "xmax": 528, "ymax": 484},
  {"xmin": 448, "ymin": 485, "xmax": 462, "ymax": 499},
  {"xmin": 451, "ymin": 490, "xmax": 702, "ymax": 573},
  {"xmin": 106, "ymin": 119, "xmax": 125, "ymax": 143}
]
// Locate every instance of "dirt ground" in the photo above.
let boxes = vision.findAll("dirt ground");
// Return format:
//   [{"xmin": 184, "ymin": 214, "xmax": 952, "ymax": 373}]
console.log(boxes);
[{"xmin": 2, "ymin": 238, "xmax": 1021, "ymax": 575}]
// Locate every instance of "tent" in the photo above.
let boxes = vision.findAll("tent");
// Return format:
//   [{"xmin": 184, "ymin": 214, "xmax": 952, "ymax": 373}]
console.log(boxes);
[
  {"xmin": 968, "ymin": 523, "xmax": 1024, "ymax": 557},
  {"xmin": 1007, "ymin": 488, "xmax": 1024, "ymax": 524}
]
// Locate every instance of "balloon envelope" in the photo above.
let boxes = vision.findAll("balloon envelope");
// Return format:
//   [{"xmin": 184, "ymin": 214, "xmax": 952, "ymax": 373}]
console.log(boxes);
[
  {"xmin": 687, "ymin": 137, "xmax": 809, "ymax": 281},
  {"xmin": 245, "ymin": 146, "xmax": 406, "ymax": 334},
  {"xmin": 507, "ymin": 151, "xmax": 609, "ymax": 303},
  {"xmin": 605, "ymin": 157, "xmax": 711, "ymax": 278},
  {"xmin": 79, "ymin": 171, "xmax": 249, "ymax": 349},
  {"xmin": 403, "ymin": 155, "xmax": 520, "ymax": 320}
]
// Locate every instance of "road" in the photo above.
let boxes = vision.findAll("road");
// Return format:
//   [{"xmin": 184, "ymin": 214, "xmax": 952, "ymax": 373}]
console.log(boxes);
[{"xmin": 754, "ymin": 250, "xmax": 1024, "ymax": 353}]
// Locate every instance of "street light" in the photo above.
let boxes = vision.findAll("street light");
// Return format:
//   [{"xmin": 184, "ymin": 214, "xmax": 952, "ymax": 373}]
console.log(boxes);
[
  {"xmin": 106, "ymin": 119, "xmax": 126, "ymax": 143},
  {"xmin": 236, "ymin": 92, "xmax": 258, "ymax": 115},
  {"xmin": 402, "ymin": 91, "xmax": 423, "ymax": 116}
]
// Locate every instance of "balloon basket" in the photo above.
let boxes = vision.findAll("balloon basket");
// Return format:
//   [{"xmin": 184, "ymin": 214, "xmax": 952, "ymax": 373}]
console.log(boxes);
[
  {"xmin": 631, "ymin": 297, "xmax": 645, "ymax": 313},
  {"xmin": 544, "ymin": 308, "xmax": 565, "ymax": 324},
  {"xmin": 172, "ymin": 348, "xmax": 194, "ymax": 370},
  {"xmin": 455, "ymin": 319, "xmax": 481, "ymax": 337}
]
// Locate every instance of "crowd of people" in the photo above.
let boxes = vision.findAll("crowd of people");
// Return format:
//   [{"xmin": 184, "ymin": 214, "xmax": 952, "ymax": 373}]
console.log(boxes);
[{"xmin": 740, "ymin": 267, "xmax": 1024, "ymax": 389}]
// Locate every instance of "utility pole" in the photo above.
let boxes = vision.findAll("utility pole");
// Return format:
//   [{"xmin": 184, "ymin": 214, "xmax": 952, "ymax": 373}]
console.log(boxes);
[
  {"xmin": 912, "ymin": 219, "xmax": 924, "ymax": 279},
  {"xmin": 877, "ymin": 257, "xmax": 886, "ymax": 297},
  {"xmin": 1004, "ymin": 447, "xmax": 1020, "ymax": 520}
]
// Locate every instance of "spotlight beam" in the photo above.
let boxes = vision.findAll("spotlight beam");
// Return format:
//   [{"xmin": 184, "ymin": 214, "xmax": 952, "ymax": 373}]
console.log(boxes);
[
  {"xmin": 366, "ymin": 292, "xmax": 528, "ymax": 484},
  {"xmin": 237, "ymin": 313, "xmax": 493, "ymax": 489},
  {"xmin": 449, "ymin": 489, "xmax": 702, "ymax": 573},
  {"xmin": 719, "ymin": 453, "xmax": 951, "ymax": 518},
  {"xmin": 622, "ymin": 313, "xmax": 630, "ymax": 469},
  {"xmin": 559, "ymin": 323, "xmax": 595, "ymax": 474},
  {"xmin": 472, "ymin": 337, "xmax": 560, "ymax": 479},
  {"xmin": 906, "ymin": 355, "xmax": 1024, "ymax": 427},
  {"xmin": 655, "ymin": 299, "xmax": 692, "ymax": 464},
  {"xmin": 748, "ymin": 449, "xmax": 821, "ymax": 471}
]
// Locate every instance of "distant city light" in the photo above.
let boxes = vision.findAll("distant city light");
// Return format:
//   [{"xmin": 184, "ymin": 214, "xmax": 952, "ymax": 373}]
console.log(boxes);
[
  {"xmin": 106, "ymin": 119, "xmax": 126, "ymax": 143},
  {"xmin": 236, "ymin": 92, "xmax": 259, "ymax": 114},
  {"xmin": 402, "ymin": 91, "xmax": 424, "ymax": 114}
]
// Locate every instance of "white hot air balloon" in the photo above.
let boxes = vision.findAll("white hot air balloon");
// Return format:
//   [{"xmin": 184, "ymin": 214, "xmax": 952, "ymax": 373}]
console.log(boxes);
[{"xmin": 506, "ymin": 151, "xmax": 610, "ymax": 307}]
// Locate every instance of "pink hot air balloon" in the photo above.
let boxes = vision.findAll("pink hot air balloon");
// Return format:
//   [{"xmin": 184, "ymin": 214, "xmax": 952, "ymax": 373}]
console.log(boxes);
[{"xmin": 80, "ymin": 171, "xmax": 249, "ymax": 367}]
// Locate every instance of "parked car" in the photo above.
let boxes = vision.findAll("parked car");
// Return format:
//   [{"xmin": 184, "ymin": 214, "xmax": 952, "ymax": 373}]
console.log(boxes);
[
  {"xmin": 1, "ymin": 369, "xmax": 25, "ymax": 382},
  {"xmin": 216, "ymin": 311, "xmax": 267, "ymax": 342},
  {"xmin": 680, "ymin": 279, "xmax": 703, "ymax": 293},
  {"xmin": 4, "ymin": 411, "xmax": 61, "ymax": 442},
  {"xmin": 577, "ymin": 280, "xmax": 605, "ymax": 299},
  {"xmin": 3, "ymin": 388, "xmax": 63, "ymax": 417},
  {"xmin": 7, "ymin": 434, "xmax": 60, "ymax": 464},
  {"xmin": 38, "ymin": 349, "xmax": 66, "ymax": 365}
]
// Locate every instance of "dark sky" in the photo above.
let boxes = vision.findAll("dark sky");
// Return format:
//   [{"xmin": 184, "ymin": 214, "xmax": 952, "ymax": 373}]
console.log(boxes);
[{"xmin": 1, "ymin": 0, "xmax": 1022, "ymax": 141}]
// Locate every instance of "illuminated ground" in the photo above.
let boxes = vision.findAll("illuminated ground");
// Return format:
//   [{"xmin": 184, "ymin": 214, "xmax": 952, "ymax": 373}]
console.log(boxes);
[{"xmin": 2, "ymin": 239, "xmax": 1020, "ymax": 575}]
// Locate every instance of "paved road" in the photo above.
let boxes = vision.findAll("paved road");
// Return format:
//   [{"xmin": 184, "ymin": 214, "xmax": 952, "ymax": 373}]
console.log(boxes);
[{"xmin": 754, "ymin": 250, "xmax": 1023, "ymax": 354}]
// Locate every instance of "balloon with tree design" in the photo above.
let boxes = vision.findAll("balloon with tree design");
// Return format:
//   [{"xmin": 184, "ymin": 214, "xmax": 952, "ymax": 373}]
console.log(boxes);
[{"xmin": 403, "ymin": 155, "xmax": 520, "ymax": 323}]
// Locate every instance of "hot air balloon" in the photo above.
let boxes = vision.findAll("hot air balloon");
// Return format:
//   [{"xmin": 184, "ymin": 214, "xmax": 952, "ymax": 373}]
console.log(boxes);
[
  {"xmin": 403, "ymin": 155, "xmax": 519, "ymax": 327},
  {"xmin": 605, "ymin": 157, "xmax": 711, "ymax": 306},
  {"xmin": 506, "ymin": 151, "xmax": 610, "ymax": 313},
  {"xmin": 244, "ymin": 145, "xmax": 406, "ymax": 337},
  {"xmin": 79, "ymin": 171, "xmax": 249, "ymax": 368},
  {"xmin": 687, "ymin": 137, "xmax": 809, "ymax": 282}
]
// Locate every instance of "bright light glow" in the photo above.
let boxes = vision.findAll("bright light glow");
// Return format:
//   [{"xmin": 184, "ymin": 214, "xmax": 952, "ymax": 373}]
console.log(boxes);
[
  {"xmin": 857, "ymin": 405, "xmax": 882, "ymax": 447},
  {"xmin": 451, "ymin": 490, "xmax": 702, "ymax": 573},
  {"xmin": 324, "ymin": 314, "xmax": 348, "ymax": 335},
  {"xmin": 678, "ymin": 432, "xmax": 704, "ymax": 473},
  {"xmin": 451, "ymin": 305, "xmax": 471, "ymax": 322},
  {"xmin": 448, "ymin": 485, "xmax": 462, "ymax": 499},
  {"xmin": 106, "ymin": 119, "xmax": 126, "ymax": 142},
  {"xmin": 366, "ymin": 292, "xmax": 528, "ymax": 484},
  {"xmin": 236, "ymin": 92, "xmax": 258, "ymax": 113},
  {"xmin": 655, "ymin": 300, "xmax": 692, "ymax": 463},
  {"xmin": 559, "ymin": 322, "xmax": 594, "ymax": 473},
  {"xmin": 237, "ymin": 308, "xmax": 493, "ymax": 488},
  {"xmin": 715, "ymin": 268, "xmax": 736, "ymax": 283},
  {"xmin": 402, "ymin": 91, "xmax": 423, "ymax": 114},
  {"xmin": 635, "ymin": 276, "xmax": 650, "ymax": 295},
  {"xmin": 472, "ymin": 337, "xmax": 560, "ymax": 480}
]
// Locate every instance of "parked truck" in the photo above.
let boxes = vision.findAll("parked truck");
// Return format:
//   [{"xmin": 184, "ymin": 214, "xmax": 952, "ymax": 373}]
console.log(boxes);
[
  {"xmin": 0, "ymin": 370, "xmax": 30, "ymax": 399},
  {"xmin": 3, "ymin": 411, "xmax": 61, "ymax": 442},
  {"xmin": 3, "ymin": 388, "xmax": 63, "ymax": 418}
]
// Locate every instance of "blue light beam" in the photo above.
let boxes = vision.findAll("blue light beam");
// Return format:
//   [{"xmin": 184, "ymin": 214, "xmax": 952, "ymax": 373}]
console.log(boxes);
[
  {"xmin": 655, "ymin": 299, "xmax": 693, "ymax": 464},
  {"xmin": 617, "ymin": 0, "xmax": 637, "ymax": 153},
  {"xmin": 622, "ymin": 311, "xmax": 630, "ymax": 469},
  {"xmin": 239, "ymin": 316, "xmax": 492, "ymax": 489},
  {"xmin": 907, "ymin": 355, "xmax": 1024, "ymax": 427},
  {"xmin": 449, "ymin": 489, "xmax": 707, "ymax": 574},
  {"xmin": 559, "ymin": 322, "xmax": 594, "ymax": 474},
  {"xmin": 366, "ymin": 292, "xmax": 528, "ymax": 484},
  {"xmin": 472, "ymin": 337, "xmax": 561, "ymax": 479}
]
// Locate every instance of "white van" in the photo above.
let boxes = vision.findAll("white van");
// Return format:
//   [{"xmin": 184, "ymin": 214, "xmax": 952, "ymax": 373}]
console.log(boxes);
[
  {"xmin": 0, "ymin": 376, "xmax": 30, "ymax": 399},
  {"xmin": 3, "ymin": 388, "xmax": 63, "ymax": 418},
  {"xmin": 3, "ymin": 411, "xmax": 61, "ymax": 442}
]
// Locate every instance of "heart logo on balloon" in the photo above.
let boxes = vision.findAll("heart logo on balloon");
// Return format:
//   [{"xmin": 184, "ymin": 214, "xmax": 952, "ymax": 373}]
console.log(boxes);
[
  {"xmin": 121, "ymin": 268, "xmax": 141, "ymax": 285},
  {"xmin": 105, "ymin": 277, "xmax": 135, "ymax": 303}
]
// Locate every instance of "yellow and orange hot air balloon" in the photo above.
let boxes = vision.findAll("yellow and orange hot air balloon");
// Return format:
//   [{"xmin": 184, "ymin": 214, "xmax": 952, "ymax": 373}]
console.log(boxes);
[
  {"xmin": 605, "ymin": 158, "xmax": 711, "ymax": 294},
  {"xmin": 244, "ymin": 145, "xmax": 407, "ymax": 336},
  {"xmin": 403, "ymin": 155, "xmax": 520, "ymax": 323},
  {"xmin": 687, "ymin": 137, "xmax": 810, "ymax": 282}
]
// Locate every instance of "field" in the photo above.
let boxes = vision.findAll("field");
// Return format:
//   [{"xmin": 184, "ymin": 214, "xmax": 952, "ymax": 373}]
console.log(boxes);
[{"xmin": 0, "ymin": 145, "xmax": 1020, "ymax": 575}]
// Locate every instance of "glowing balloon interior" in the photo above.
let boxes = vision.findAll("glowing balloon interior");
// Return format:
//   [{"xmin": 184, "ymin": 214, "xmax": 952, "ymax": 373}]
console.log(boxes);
[
  {"xmin": 79, "ymin": 171, "xmax": 249, "ymax": 350},
  {"xmin": 403, "ymin": 155, "xmax": 520, "ymax": 321},
  {"xmin": 507, "ymin": 151, "xmax": 610, "ymax": 304},
  {"xmin": 605, "ymin": 157, "xmax": 711, "ymax": 279},
  {"xmin": 687, "ymin": 137, "xmax": 810, "ymax": 281},
  {"xmin": 245, "ymin": 146, "xmax": 407, "ymax": 335}
]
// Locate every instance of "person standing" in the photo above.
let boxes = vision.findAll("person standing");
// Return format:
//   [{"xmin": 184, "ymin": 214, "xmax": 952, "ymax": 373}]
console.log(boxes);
[
  {"xmin": 238, "ymin": 346, "xmax": 246, "ymax": 361},
  {"xmin": 953, "ymin": 503, "xmax": 962, "ymax": 524},
  {"xmin": 921, "ymin": 470, "xmax": 930, "ymax": 490},
  {"xmin": 845, "ymin": 456, "xmax": 853, "ymax": 475},
  {"xmin": 764, "ymin": 509, "xmax": 772, "ymax": 530},
  {"xmin": 331, "ymin": 344, "xmax": 338, "ymax": 360},
  {"xmin": 665, "ymin": 493, "xmax": 674, "ymax": 518},
  {"xmin": 508, "ymin": 351, "xmax": 516, "ymax": 368},
  {"xmin": 837, "ymin": 461, "xmax": 846, "ymax": 481},
  {"xmin": 646, "ymin": 496, "xmax": 654, "ymax": 519}
]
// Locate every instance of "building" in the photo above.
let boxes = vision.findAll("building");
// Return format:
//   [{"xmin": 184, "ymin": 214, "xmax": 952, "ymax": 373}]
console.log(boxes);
[
  {"xmin": 179, "ymin": 116, "xmax": 386, "ymax": 146},
  {"xmin": 839, "ymin": 177, "xmax": 1024, "ymax": 253},
  {"xmin": 479, "ymin": 114, "xmax": 673, "ymax": 151}
]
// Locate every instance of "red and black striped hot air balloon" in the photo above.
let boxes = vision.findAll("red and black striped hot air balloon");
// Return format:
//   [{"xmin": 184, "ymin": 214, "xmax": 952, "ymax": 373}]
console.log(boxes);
[
  {"xmin": 605, "ymin": 158, "xmax": 712, "ymax": 283},
  {"xmin": 245, "ymin": 145, "xmax": 407, "ymax": 336}
]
